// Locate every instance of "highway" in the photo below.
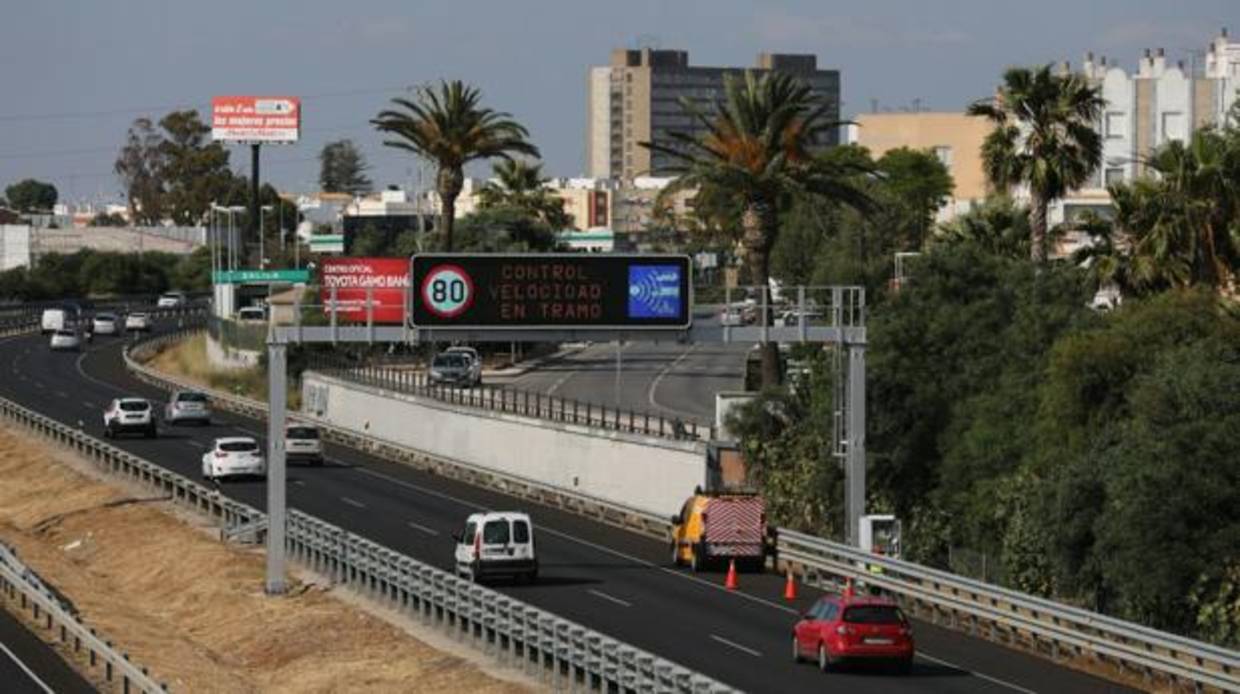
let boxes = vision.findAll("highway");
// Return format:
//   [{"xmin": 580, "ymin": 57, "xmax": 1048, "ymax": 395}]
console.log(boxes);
[
  {"xmin": 0, "ymin": 607, "xmax": 95, "ymax": 694},
  {"xmin": 0, "ymin": 324, "xmax": 1132, "ymax": 693}
]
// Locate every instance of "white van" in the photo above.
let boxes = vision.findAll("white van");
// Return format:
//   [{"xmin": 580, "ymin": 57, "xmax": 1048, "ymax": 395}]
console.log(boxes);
[
  {"xmin": 454, "ymin": 512, "xmax": 538, "ymax": 583},
  {"xmin": 41, "ymin": 308, "xmax": 67, "ymax": 334}
]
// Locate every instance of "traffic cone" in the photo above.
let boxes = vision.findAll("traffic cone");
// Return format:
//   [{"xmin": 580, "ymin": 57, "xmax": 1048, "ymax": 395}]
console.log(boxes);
[
  {"xmin": 843, "ymin": 577, "xmax": 855, "ymax": 599},
  {"xmin": 783, "ymin": 568, "xmax": 797, "ymax": 600},
  {"xmin": 724, "ymin": 559, "xmax": 739, "ymax": 590}
]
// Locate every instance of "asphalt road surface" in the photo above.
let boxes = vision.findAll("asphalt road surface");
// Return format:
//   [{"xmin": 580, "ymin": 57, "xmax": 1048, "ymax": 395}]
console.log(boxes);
[
  {"xmin": 0, "ymin": 607, "xmax": 95, "ymax": 694},
  {"xmin": 0, "ymin": 324, "xmax": 1134, "ymax": 694}
]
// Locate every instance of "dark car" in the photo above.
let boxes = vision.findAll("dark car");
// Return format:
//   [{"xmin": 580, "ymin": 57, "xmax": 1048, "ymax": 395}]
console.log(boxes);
[
  {"xmin": 428, "ymin": 352, "xmax": 473, "ymax": 386},
  {"xmin": 792, "ymin": 593, "xmax": 914, "ymax": 673}
]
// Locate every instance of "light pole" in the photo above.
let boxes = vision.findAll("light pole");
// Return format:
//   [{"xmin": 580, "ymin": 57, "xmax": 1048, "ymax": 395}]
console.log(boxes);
[{"xmin": 260, "ymin": 204, "xmax": 273, "ymax": 268}]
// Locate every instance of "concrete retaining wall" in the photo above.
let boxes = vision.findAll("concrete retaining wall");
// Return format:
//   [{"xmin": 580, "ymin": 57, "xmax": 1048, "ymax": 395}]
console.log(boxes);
[{"xmin": 302, "ymin": 372, "xmax": 706, "ymax": 517}]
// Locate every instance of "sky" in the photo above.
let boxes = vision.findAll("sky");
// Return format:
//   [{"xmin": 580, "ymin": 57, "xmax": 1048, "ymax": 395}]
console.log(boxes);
[{"xmin": 1, "ymin": 1, "xmax": 1235, "ymax": 205}]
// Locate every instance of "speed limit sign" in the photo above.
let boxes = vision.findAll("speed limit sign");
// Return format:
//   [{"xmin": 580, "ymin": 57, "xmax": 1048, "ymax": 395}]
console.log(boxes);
[{"xmin": 419, "ymin": 264, "xmax": 474, "ymax": 318}]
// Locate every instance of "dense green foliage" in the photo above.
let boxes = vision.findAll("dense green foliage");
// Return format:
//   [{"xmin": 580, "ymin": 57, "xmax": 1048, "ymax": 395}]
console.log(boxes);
[
  {"xmin": 0, "ymin": 248, "xmax": 211, "ymax": 300},
  {"xmin": 477, "ymin": 159, "xmax": 573, "ymax": 230},
  {"xmin": 318, "ymin": 139, "xmax": 373, "ymax": 195},
  {"xmin": 4, "ymin": 179, "xmax": 58, "ymax": 213}
]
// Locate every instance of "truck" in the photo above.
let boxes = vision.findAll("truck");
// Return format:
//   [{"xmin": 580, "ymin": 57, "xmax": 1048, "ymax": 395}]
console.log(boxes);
[{"xmin": 670, "ymin": 488, "xmax": 768, "ymax": 572}]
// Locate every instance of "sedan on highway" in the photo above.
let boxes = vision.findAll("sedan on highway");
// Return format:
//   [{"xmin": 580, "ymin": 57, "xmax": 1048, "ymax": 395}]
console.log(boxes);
[
  {"xmin": 49, "ymin": 329, "xmax": 81, "ymax": 351},
  {"xmin": 157, "ymin": 291, "xmax": 187, "ymax": 308},
  {"xmin": 793, "ymin": 593, "xmax": 914, "ymax": 674},
  {"xmin": 202, "ymin": 437, "xmax": 266, "ymax": 481},
  {"xmin": 92, "ymin": 312, "xmax": 119, "ymax": 336},
  {"xmin": 428, "ymin": 352, "xmax": 476, "ymax": 387},
  {"xmin": 102, "ymin": 398, "xmax": 156, "ymax": 438},
  {"xmin": 164, "ymin": 389, "xmax": 211, "ymax": 425},
  {"xmin": 125, "ymin": 312, "xmax": 151, "ymax": 332}
]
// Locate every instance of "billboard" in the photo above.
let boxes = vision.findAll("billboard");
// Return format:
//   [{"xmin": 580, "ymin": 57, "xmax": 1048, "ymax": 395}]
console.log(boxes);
[
  {"xmin": 211, "ymin": 96, "xmax": 301, "ymax": 143},
  {"xmin": 409, "ymin": 254, "xmax": 692, "ymax": 329},
  {"xmin": 320, "ymin": 257, "xmax": 409, "ymax": 323}
]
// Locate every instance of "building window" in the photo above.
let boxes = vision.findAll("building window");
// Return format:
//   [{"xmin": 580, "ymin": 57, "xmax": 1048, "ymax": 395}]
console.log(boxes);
[
  {"xmin": 1105, "ymin": 167, "xmax": 1125, "ymax": 185},
  {"xmin": 932, "ymin": 146, "xmax": 953, "ymax": 168},
  {"xmin": 1105, "ymin": 112, "xmax": 1127, "ymax": 139},
  {"xmin": 1161, "ymin": 112, "xmax": 1185, "ymax": 143}
]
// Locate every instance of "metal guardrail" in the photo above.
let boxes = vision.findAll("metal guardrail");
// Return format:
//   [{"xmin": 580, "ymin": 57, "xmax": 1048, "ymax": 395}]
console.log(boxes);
[
  {"xmin": 0, "ymin": 529, "xmax": 168, "ymax": 693},
  {"xmin": 0, "ymin": 384, "xmax": 733, "ymax": 694},
  {"xmin": 124, "ymin": 329, "xmax": 1240, "ymax": 693},
  {"xmin": 308, "ymin": 355, "xmax": 715, "ymax": 443}
]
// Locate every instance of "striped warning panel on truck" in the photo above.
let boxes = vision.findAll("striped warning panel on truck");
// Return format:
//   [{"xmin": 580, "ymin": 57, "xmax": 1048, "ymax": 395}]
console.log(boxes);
[{"xmin": 703, "ymin": 496, "xmax": 765, "ymax": 557}]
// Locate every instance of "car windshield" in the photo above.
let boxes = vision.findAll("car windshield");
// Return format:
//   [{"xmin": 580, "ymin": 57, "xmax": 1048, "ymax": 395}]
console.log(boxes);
[
  {"xmin": 96, "ymin": 314, "xmax": 116, "ymax": 321},
  {"xmin": 129, "ymin": 313, "xmax": 148, "ymax": 319},
  {"xmin": 54, "ymin": 330, "xmax": 75, "ymax": 337},
  {"xmin": 842, "ymin": 605, "xmax": 906, "ymax": 625},
  {"xmin": 176, "ymin": 392, "xmax": 208, "ymax": 403},
  {"xmin": 119, "ymin": 401, "xmax": 148, "ymax": 412},
  {"xmin": 220, "ymin": 441, "xmax": 258, "ymax": 452},
  {"xmin": 433, "ymin": 354, "xmax": 467, "ymax": 368},
  {"xmin": 286, "ymin": 426, "xmax": 319, "ymax": 439}
]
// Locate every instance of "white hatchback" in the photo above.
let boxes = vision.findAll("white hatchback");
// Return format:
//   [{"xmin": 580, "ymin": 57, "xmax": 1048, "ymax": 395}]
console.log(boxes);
[
  {"xmin": 201, "ymin": 437, "xmax": 266, "ymax": 481},
  {"xmin": 49, "ymin": 329, "xmax": 81, "ymax": 351},
  {"xmin": 454, "ymin": 512, "xmax": 538, "ymax": 583},
  {"xmin": 125, "ymin": 312, "xmax": 151, "ymax": 332}
]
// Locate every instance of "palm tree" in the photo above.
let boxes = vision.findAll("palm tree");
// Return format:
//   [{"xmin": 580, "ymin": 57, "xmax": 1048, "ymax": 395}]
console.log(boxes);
[
  {"xmin": 968, "ymin": 65, "xmax": 1105, "ymax": 263},
  {"xmin": 477, "ymin": 159, "xmax": 573, "ymax": 229},
  {"xmin": 371, "ymin": 81, "xmax": 539, "ymax": 251},
  {"xmin": 642, "ymin": 71, "xmax": 872, "ymax": 387}
]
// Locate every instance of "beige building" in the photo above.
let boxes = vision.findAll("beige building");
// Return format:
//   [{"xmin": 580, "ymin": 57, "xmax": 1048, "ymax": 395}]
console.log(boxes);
[
  {"xmin": 587, "ymin": 49, "xmax": 840, "ymax": 179},
  {"xmin": 853, "ymin": 112, "xmax": 993, "ymax": 219}
]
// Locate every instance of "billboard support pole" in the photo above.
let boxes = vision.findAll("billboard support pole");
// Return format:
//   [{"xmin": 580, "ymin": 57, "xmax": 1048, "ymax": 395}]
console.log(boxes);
[{"xmin": 250, "ymin": 143, "xmax": 261, "ymax": 267}]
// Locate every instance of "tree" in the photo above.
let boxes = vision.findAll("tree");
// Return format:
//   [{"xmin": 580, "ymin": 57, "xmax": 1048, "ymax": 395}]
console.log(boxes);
[
  {"xmin": 643, "ymin": 71, "xmax": 872, "ymax": 387},
  {"xmin": 968, "ymin": 65, "xmax": 1105, "ymax": 263},
  {"xmin": 477, "ymin": 159, "xmax": 572, "ymax": 229},
  {"xmin": 157, "ymin": 110, "xmax": 235, "ymax": 226},
  {"xmin": 933, "ymin": 195, "xmax": 1034, "ymax": 260},
  {"xmin": 451, "ymin": 207, "xmax": 560, "ymax": 253},
  {"xmin": 4, "ymin": 179, "xmax": 58, "ymax": 213},
  {"xmin": 875, "ymin": 147, "xmax": 954, "ymax": 250},
  {"xmin": 88, "ymin": 211, "xmax": 127, "ymax": 227},
  {"xmin": 114, "ymin": 118, "xmax": 166, "ymax": 225},
  {"xmin": 371, "ymin": 81, "xmax": 539, "ymax": 251},
  {"xmin": 318, "ymin": 139, "xmax": 373, "ymax": 195}
]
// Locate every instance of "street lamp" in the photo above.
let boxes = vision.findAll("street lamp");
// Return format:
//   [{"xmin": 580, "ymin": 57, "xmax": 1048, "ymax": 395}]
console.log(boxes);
[{"xmin": 260, "ymin": 204, "xmax": 274, "ymax": 268}]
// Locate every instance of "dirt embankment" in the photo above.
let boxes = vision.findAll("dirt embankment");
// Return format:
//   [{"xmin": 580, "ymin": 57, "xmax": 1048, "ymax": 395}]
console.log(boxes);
[{"xmin": 0, "ymin": 424, "xmax": 536, "ymax": 693}]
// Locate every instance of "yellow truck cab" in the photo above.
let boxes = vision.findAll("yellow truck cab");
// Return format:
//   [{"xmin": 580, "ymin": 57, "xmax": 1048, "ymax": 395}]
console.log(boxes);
[{"xmin": 670, "ymin": 488, "xmax": 767, "ymax": 572}]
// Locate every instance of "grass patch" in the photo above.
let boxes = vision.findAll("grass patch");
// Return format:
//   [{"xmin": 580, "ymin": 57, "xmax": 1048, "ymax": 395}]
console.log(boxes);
[{"xmin": 147, "ymin": 334, "xmax": 300, "ymax": 410}]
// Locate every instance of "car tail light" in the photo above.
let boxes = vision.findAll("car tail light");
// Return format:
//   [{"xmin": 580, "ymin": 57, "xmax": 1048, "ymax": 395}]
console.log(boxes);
[
  {"xmin": 836, "ymin": 624, "xmax": 853, "ymax": 636},
  {"xmin": 899, "ymin": 626, "xmax": 912, "ymax": 637},
  {"xmin": 215, "ymin": 451, "xmax": 227, "ymax": 458},
  {"xmin": 474, "ymin": 532, "xmax": 481, "ymax": 557}
]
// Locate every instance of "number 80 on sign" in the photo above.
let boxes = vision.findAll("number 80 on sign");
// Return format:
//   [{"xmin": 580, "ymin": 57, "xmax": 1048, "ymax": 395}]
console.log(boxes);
[{"xmin": 419, "ymin": 264, "xmax": 474, "ymax": 318}]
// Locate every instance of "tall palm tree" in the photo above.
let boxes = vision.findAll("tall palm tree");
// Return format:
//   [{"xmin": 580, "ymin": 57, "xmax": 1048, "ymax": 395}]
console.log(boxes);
[
  {"xmin": 371, "ymin": 81, "xmax": 539, "ymax": 251},
  {"xmin": 477, "ymin": 159, "xmax": 573, "ymax": 229},
  {"xmin": 642, "ymin": 71, "xmax": 872, "ymax": 387},
  {"xmin": 968, "ymin": 65, "xmax": 1105, "ymax": 263}
]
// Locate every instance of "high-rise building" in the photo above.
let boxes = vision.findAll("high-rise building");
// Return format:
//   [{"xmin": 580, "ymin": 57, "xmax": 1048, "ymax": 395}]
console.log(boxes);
[{"xmin": 586, "ymin": 49, "xmax": 840, "ymax": 179}]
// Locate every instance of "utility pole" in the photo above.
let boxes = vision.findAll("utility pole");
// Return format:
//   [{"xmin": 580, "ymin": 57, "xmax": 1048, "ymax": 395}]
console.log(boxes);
[{"xmin": 250, "ymin": 143, "xmax": 262, "ymax": 268}]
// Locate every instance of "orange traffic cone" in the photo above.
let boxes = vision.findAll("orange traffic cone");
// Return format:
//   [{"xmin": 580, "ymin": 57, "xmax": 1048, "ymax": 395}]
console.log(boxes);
[
  {"xmin": 783, "ymin": 568, "xmax": 798, "ymax": 600},
  {"xmin": 843, "ymin": 577, "xmax": 855, "ymax": 599},
  {"xmin": 724, "ymin": 559, "xmax": 739, "ymax": 590}
]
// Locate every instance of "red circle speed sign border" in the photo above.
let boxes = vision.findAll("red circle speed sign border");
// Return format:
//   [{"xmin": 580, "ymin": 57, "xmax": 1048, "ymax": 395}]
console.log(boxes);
[{"xmin": 419, "ymin": 263, "xmax": 475, "ymax": 318}]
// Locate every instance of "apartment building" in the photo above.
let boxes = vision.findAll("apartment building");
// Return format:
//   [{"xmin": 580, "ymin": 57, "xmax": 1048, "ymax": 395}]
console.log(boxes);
[{"xmin": 587, "ymin": 49, "xmax": 840, "ymax": 179}]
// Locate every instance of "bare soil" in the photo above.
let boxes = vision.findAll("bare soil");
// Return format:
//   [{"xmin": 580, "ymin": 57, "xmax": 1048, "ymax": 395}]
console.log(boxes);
[{"xmin": 0, "ymin": 423, "xmax": 538, "ymax": 693}]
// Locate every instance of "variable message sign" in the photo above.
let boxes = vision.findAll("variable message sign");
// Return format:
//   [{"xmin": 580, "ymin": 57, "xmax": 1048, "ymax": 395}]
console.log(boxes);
[{"xmin": 410, "ymin": 254, "xmax": 691, "ymax": 329}]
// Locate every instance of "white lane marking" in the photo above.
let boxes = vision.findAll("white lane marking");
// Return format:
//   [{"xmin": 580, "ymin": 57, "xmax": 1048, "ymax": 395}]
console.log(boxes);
[
  {"xmin": 406, "ymin": 520, "xmax": 440, "ymax": 536},
  {"xmin": 587, "ymin": 589, "xmax": 632, "ymax": 608},
  {"xmin": 237, "ymin": 426, "xmax": 263, "ymax": 437},
  {"xmin": 54, "ymin": 390, "xmax": 68, "ymax": 398},
  {"xmin": 341, "ymin": 496, "xmax": 366, "ymax": 509},
  {"xmin": 292, "ymin": 480, "xmax": 306, "ymax": 487},
  {"xmin": 709, "ymin": 634, "xmax": 762, "ymax": 657},
  {"xmin": 81, "ymin": 400, "xmax": 96, "ymax": 409},
  {"xmin": 74, "ymin": 349, "xmax": 122, "ymax": 395},
  {"xmin": 185, "ymin": 440, "xmax": 206, "ymax": 449},
  {"xmin": 914, "ymin": 653, "xmax": 1037, "ymax": 694},
  {"xmin": 0, "ymin": 641, "xmax": 55, "ymax": 694},
  {"xmin": 646, "ymin": 346, "xmax": 706, "ymax": 421}
]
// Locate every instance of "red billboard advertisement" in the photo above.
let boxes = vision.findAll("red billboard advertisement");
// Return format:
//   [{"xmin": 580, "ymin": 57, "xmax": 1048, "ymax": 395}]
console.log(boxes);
[
  {"xmin": 211, "ymin": 96, "xmax": 301, "ymax": 143},
  {"xmin": 320, "ymin": 258, "xmax": 409, "ymax": 323}
]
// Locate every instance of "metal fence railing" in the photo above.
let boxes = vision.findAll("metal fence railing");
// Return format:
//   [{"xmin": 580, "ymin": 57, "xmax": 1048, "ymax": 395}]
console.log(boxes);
[
  {"xmin": 120, "ymin": 329, "xmax": 1240, "ymax": 694},
  {"xmin": 1, "ymin": 533, "xmax": 168, "ymax": 693},
  {"xmin": 305, "ymin": 353, "xmax": 715, "ymax": 443},
  {"xmin": 0, "ymin": 381, "xmax": 734, "ymax": 694}
]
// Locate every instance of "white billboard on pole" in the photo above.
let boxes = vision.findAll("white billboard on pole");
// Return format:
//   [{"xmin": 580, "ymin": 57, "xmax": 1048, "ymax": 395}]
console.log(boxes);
[{"xmin": 211, "ymin": 96, "xmax": 301, "ymax": 143}]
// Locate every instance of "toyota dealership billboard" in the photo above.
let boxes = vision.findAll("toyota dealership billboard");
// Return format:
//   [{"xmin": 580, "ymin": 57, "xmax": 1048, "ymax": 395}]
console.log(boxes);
[
  {"xmin": 211, "ymin": 96, "xmax": 301, "ymax": 143},
  {"xmin": 319, "ymin": 257, "xmax": 409, "ymax": 324}
]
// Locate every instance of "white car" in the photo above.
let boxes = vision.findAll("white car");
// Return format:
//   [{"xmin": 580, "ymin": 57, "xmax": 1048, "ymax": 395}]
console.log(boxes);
[
  {"xmin": 719, "ymin": 306, "xmax": 745, "ymax": 326},
  {"xmin": 201, "ymin": 437, "xmax": 266, "ymax": 481},
  {"xmin": 92, "ymin": 313, "xmax": 119, "ymax": 336},
  {"xmin": 236, "ymin": 306, "xmax": 267, "ymax": 322},
  {"xmin": 125, "ymin": 312, "xmax": 151, "ymax": 332},
  {"xmin": 41, "ymin": 308, "xmax": 67, "ymax": 334},
  {"xmin": 157, "ymin": 292, "xmax": 187, "ymax": 308},
  {"xmin": 164, "ymin": 389, "xmax": 211, "ymax": 425},
  {"xmin": 444, "ymin": 346, "xmax": 482, "ymax": 385},
  {"xmin": 103, "ymin": 398, "xmax": 156, "ymax": 438},
  {"xmin": 285, "ymin": 423, "xmax": 324, "ymax": 465},
  {"xmin": 774, "ymin": 309, "xmax": 824, "ymax": 327},
  {"xmin": 49, "ymin": 329, "xmax": 81, "ymax": 351},
  {"xmin": 454, "ymin": 511, "xmax": 538, "ymax": 583}
]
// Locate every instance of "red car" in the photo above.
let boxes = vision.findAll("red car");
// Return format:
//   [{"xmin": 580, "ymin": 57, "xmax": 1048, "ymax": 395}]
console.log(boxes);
[{"xmin": 792, "ymin": 593, "xmax": 914, "ymax": 673}]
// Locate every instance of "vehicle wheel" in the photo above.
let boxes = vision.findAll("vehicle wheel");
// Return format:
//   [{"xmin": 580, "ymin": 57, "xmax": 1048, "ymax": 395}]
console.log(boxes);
[
  {"xmin": 792, "ymin": 636, "xmax": 803, "ymax": 663},
  {"xmin": 104, "ymin": 425, "xmax": 113, "ymax": 439},
  {"xmin": 818, "ymin": 644, "xmax": 830, "ymax": 672},
  {"xmin": 690, "ymin": 543, "xmax": 705, "ymax": 573}
]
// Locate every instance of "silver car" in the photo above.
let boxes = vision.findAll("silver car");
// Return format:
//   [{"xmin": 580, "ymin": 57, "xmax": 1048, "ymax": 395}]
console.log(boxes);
[
  {"xmin": 92, "ymin": 312, "xmax": 119, "ymax": 336},
  {"xmin": 444, "ymin": 346, "xmax": 482, "ymax": 385},
  {"xmin": 164, "ymin": 389, "xmax": 211, "ymax": 425},
  {"xmin": 49, "ymin": 329, "xmax": 81, "ymax": 351}
]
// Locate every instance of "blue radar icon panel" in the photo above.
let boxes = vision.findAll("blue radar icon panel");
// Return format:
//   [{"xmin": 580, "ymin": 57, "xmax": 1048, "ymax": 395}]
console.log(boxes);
[{"xmin": 627, "ymin": 264, "xmax": 682, "ymax": 320}]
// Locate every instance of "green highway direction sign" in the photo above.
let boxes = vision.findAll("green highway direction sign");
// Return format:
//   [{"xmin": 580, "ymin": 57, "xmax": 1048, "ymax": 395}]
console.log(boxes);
[
  {"xmin": 212, "ymin": 269, "xmax": 312, "ymax": 284},
  {"xmin": 409, "ymin": 253, "xmax": 692, "ymax": 330}
]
